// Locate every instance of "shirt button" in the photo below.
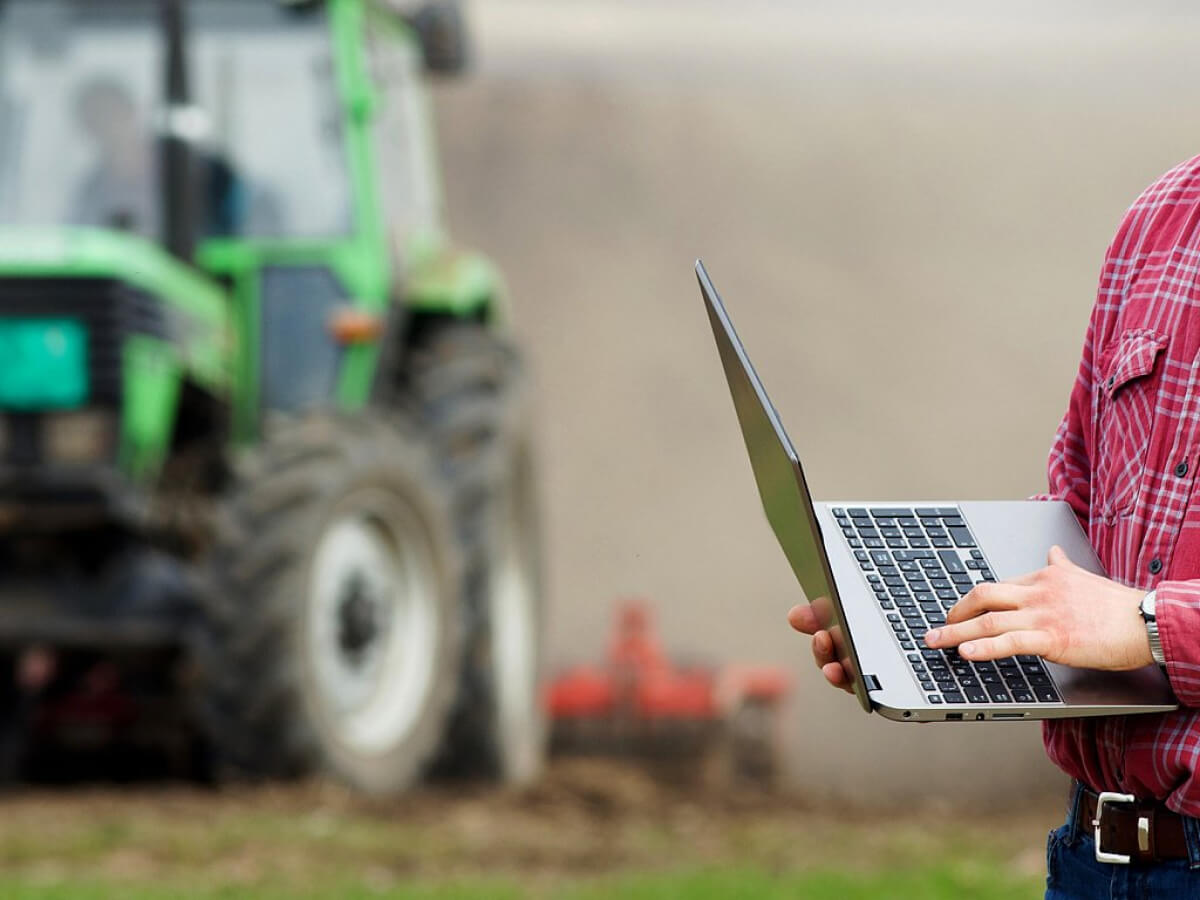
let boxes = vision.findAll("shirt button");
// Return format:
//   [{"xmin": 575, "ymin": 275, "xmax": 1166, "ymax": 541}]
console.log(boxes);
[
  {"xmin": 1177, "ymin": 460, "xmax": 1190, "ymax": 478},
  {"xmin": 1149, "ymin": 558, "xmax": 1163, "ymax": 575},
  {"xmin": 1107, "ymin": 376, "xmax": 1116, "ymax": 389}
]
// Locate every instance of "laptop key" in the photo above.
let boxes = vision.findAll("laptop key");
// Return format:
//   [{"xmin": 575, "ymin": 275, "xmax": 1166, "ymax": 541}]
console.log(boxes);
[
  {"xmin": 910, "ymin": 538, "xmax": 931, "ymax": 547},
  {"xmin": 937, "ymin": 550, "xmax": 965, "ymax": 574},
  {"xmin": 864, "ymin": 538, "xmax": 883, "ymax": 548},
  {"xmin": 848, "ymin": 508, "xmax": 870, "ymax": 518},
  {"xmin": 1013, "ymin": 690, "xmax": 1035, "ymax": 703},
  {"xmin": 900, "ymin": 641, "xmax": 915, "ymax": 651},
  {"xmin": 932, "ymin": 537, "xmax": 952, "ymax": 548},
  {"xmin": 928, "ymin": 695, "xmax": 942, "ymax": 704},
  {"xmin": 943, "ymin": 692, "xmax": 965, "ymax": 704},
  {"xmin": 986, "ymin": 685, "xmax": 1012, "ymax": 703},
  {"xmin": 965, "ymin": 689, "xmax": 988, "ymax": 704},
  {"xmin": 950, "ymin": 527, "xmax": 976, "ymax": 548},
  {"xmin": 886, "ymin": 538, "xmax": 906, "ymax": 548},
  {"xmin": 1035, "ymin": 686, "xmax": 1061, "ymax": 703}
]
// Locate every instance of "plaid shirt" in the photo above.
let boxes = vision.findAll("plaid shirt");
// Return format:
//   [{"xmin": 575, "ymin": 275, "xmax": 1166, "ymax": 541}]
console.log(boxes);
[{"xmin": 1041, "ymin": 153, "xmax": 1200, "ymax": 816}]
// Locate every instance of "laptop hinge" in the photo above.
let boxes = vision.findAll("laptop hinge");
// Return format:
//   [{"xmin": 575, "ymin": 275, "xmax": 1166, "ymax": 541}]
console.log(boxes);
[{"xmin": 863, "ymin": 674, "xmax": 881, "ymax": 692}]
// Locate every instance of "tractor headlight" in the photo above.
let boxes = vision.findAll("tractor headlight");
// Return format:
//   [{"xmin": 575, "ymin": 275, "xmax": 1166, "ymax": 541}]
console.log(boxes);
[{"xmin": 43, "ymin": 410, "xmax": 114, "ymax": 465}]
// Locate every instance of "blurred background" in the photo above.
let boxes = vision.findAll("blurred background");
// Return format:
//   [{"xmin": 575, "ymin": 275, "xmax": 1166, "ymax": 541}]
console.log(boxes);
[
  {"xmin": 442, "ymin": 0, "xmax": 1200, "ymax": 807},
  {"xmin": 3, "ymin": 0, "xmax": 1200, "ymax": 896}
]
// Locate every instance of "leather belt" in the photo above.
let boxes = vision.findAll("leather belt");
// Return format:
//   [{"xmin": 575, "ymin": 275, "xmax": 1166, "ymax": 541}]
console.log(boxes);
[{"xmin": 1078, "ymin": 785, "xmax": 1190, "ymax": 864}]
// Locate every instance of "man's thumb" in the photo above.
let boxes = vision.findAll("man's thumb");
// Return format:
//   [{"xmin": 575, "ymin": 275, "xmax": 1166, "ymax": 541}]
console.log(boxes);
[{"xmin": 1047, "ymin": 544, "xmax": 1073, "ymax": 568}]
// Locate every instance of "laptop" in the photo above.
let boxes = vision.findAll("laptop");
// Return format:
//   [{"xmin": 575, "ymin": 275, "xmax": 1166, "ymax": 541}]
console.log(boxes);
[{"xmin": 697, "ymin": 259, "xmax": 1176, "ymax": 722}]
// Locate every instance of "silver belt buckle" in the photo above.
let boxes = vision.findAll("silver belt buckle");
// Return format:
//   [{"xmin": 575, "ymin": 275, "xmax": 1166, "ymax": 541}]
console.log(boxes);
[{"xmin": 1093, "ymin": 791, "xmax": 1137, "ymax": 864}]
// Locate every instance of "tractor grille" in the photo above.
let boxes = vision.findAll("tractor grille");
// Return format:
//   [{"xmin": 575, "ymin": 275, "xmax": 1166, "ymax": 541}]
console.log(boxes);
[
  {"xmin": 0, "ymin": 277, "xmax": 170, "ymax": 408},
  {"xmin": 0, "ymin": 278, "xmax": 170, "ymax": 469}
]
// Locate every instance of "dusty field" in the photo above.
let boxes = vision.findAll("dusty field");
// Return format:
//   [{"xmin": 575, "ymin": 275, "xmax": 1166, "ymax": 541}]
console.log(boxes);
[
  {"xmin": 429, "ymin": 0, "xmax": 1200, "ymax": 806},
  {"xmin": 0, "ymin": 760, "xmax": 1060, "ymax": 895}
]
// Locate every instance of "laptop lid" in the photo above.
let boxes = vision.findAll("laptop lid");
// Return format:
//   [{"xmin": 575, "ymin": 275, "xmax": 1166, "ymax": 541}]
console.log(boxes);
[{"xmin": 697, "ymin": 259, "xmax": 873, "ymax": 711}]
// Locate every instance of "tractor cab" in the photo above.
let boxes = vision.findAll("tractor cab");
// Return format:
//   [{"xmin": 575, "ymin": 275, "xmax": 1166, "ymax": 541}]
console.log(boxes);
[{"xmin": 0, "ymin": 0, "xmax": 356, "ymax": 243}]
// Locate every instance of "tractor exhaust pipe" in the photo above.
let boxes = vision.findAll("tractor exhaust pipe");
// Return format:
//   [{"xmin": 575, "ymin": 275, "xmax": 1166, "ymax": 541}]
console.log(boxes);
[{"xmin": 161, "ymin": 0, "xmax": 196, "ymax": 260}]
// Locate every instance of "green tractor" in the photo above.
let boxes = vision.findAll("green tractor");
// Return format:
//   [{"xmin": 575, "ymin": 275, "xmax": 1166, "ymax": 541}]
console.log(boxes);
[{"xmin": 0, "ymin": 0, "xmax": 545, "ymax": 793}]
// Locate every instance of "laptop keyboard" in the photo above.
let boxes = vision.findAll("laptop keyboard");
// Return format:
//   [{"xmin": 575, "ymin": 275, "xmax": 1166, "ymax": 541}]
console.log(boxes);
[{"xmin": 833, "ymin": 507, "xmax": 1060, "ymax": 706}]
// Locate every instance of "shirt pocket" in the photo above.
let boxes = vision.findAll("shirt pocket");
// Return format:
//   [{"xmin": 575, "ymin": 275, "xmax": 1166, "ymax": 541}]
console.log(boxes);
[{"xmin": 1095, "ymin": 329, "xmax": 1169, "ymax": 517}]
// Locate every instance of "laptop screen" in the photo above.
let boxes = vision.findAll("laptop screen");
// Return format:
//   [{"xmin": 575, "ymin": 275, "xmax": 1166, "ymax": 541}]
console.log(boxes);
[
  {"xmin": 697, "ymin": 263, "xmax": 833, "ymax": 604},
  {"xmin": 697, "ymin": 260, "xmax": 870, "ymax": 710}
]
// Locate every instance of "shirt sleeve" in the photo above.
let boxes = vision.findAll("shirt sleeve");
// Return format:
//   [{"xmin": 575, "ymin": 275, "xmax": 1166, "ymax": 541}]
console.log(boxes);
[
  {"xmin": 1028, "ymin": 304, "xmax": 1106, "ymax": 531},
  {"xmin": 1153, "ymin": 582, "xmax": 1200, "ymax": 706}
]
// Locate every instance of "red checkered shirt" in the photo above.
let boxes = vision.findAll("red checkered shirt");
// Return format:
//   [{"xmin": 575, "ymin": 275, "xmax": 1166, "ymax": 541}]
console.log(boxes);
[{"xmin": 1040, "ymin": 153, "xmax": 1200, "ymax": 815}]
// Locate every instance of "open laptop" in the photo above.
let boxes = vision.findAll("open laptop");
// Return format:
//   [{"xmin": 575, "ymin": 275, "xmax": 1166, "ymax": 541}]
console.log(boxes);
[{"xmin": 697, "ymin": 259, "xmax": 1176, "ymax": 722}]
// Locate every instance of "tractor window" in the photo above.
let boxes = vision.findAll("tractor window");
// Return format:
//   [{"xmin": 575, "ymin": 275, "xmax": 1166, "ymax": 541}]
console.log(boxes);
[
  {"xmin": 368, "ymin": 28, "xmax": 444, "ymax": 244},
  {"xmin": 0, "ymin": 1, "xmax": 161, "ymax": 237},
  {"xmin": 188, "ymin": 2, "xmax": 352, "ymax": 240}
]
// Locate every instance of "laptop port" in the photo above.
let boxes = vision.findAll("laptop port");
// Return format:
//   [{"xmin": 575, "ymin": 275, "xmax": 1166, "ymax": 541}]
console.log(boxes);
[
  {"xmin": 945, "ymin": 712, "xmax": 963, "ymax": 721},
  {"xmin": 992, "ymin": 712, "xmax": 1025, "ymax": 720}
]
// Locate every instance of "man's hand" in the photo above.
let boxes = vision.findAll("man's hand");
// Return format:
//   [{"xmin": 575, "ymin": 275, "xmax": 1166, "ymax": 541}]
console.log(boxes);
[
  {"xmin": 924, "ymin": 545, "xmax": 1154, "ymax": 670},
  {"xmin": 788, "ymin": 602, "xmax": 855, "ymax": 694}
]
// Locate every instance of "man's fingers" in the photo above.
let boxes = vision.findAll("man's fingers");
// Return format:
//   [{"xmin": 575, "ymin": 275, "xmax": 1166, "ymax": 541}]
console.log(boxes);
[
  {"xmin": 788, "ymin": 604, "xmax": 820, "ymax": 635},
  {"xmin": 958, "ymin": 631, "xmax": 1052, "ymax": 662},
  {"xmin": 811, "ymin": 630, "xmax": 837, "ymax": 668},
  {"xmin": 926, "ymin": 609, "xmax": 1032, "ymax": 649},
  {"xmin": 945, "ymin": 582, "xmax": 1031, "ymax": 624},
  {"xmin": 1048, "ymin": 544, "xmax": 1074, "ymax": 569},
  {"xmin": 822, "ymin": 661, "xmax": 855, "ymax": 693}
]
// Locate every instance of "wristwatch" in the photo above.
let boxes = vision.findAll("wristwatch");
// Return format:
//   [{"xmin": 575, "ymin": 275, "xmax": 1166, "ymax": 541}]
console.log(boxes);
[{"xmin": 1140, "ymin": 589, "xmax": 1167, "ymax": 667}]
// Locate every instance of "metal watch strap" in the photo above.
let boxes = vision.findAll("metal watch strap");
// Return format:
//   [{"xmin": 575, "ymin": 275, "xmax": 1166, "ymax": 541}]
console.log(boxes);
[{"xmin": 1141, "ymin": 589, "xmax": 1166, "ymax": 667}]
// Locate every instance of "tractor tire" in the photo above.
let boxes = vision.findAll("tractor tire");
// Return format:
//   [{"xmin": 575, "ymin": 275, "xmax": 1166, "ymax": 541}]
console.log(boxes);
[
  {"xmin": 406, "ymin": 321, "xmax": 546, "ymax": 785},
  {"xmin": 192, "ymin": 414, "xmax": 463, "ymax": 794}
]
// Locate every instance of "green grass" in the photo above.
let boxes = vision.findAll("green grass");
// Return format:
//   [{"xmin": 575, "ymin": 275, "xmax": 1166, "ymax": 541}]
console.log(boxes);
[
  {"xmin": 0, "ymin": 765, "xmax": 1055, "ymax": 899},
  {"xmin": 0, "ymin": 864, "xmax": 1044, "ymax": 900}
]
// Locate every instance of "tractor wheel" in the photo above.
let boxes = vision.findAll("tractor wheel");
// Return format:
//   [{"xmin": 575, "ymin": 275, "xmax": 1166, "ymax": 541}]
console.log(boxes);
[
  {"xmin": 406, "ymin": 321, "xmax": 546, "ymax": 785},
  {"xmin": 193, "ymin": 414, "xmax": 463, "ymax": 794}
]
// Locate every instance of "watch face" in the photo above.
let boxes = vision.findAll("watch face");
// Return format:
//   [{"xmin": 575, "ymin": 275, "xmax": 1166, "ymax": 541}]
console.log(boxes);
[{"xmin": 1141, "ymin": 592, "xmax": 1157, "ymax": 620}]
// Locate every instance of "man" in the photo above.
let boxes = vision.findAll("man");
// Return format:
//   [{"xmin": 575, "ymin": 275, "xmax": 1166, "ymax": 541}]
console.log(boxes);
[
  {"xmin": 790, "ymin": 153, "xmax": 1200, "ymax": 897},
  {"xmin": 71, "ymin": 77, "xmax": 158, "ymax": 236}
]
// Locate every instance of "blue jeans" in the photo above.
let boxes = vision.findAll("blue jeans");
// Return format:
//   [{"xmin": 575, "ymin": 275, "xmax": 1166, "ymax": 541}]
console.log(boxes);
[{"xmin": 1046, "ymin": 784, "xmax": 1200, "ymax": 899}]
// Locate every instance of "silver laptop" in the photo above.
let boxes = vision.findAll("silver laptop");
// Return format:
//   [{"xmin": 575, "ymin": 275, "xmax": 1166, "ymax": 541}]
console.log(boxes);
[{"xmin": 698, "ymin": 260, "xmax": 1176, "ymax": 722}]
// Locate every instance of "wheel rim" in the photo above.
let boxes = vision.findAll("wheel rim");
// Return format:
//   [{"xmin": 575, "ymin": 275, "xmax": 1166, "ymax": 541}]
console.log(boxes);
[
  {"xmin": 307, "ymin": 499, "xmax": 439, "ymax": 756},
  {"xmin": 488, "ymin": 446, "xmax": 543, "ymax": 781}
]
